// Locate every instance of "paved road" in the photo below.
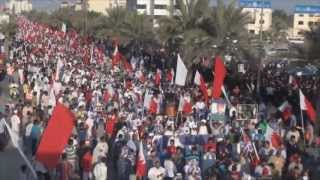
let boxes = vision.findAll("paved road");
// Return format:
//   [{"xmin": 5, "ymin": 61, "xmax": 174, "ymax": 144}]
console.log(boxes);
[{"xmin": 0, "ymin": 74, "xmax": 31, "ymax": 180}]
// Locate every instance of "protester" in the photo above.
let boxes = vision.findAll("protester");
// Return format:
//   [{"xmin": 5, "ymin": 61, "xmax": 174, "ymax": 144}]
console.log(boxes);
[{"xmin": 0, "ymin": 16, "xmax": 319, "ymax": 180}]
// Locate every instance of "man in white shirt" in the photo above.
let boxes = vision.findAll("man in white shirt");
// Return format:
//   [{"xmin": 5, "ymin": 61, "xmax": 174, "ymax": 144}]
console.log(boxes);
[
  {"xmin": 93, "ymin": 157, "xmax": 108, "ymax": 180},
  {"xmin": 10, "ymin": 110, "xmax": 21, "ymax": 146},
  {"xmin": 148, "ymin": 160, "xmax": 166, "ymax": 180}
]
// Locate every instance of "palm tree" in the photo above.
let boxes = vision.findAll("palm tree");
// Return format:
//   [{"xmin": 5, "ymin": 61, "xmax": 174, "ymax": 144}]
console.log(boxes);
[
  {"xmin": 120, "ymin": 12, "xmax": 154, "ymax": 45},
  {"xmin": 304, "ymin": 26, "xmax": 320, "ymax": 61},
  {"xmin": 157, "ymin": 0, "xmax": 251, "ymax": 67},
  {"xmin": 157, "ymin": 0, "xmax": 211, "ymax": 67}
]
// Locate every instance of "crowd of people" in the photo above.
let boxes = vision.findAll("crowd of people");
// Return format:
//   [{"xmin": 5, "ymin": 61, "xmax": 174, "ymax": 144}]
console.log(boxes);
[{"xmin": 0, "ymin": 16, "xmax": 320, "ymax": 180}]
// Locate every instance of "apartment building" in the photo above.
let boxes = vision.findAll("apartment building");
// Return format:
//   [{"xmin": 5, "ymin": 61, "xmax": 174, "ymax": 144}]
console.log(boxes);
[
  {"xmin": 87, "ymin": 0, "xmax": 127, "ymax": 15},
  {"xmin": 293, "ymin": 5, "xmax": 320, "ymax": 38},
  {"xmin": 6, "ymin": 0, "xmax": 32, "ymax": 14},
  {"xmin": 240, "ymin": 0, "xmax": 272, "ymax": 35}
]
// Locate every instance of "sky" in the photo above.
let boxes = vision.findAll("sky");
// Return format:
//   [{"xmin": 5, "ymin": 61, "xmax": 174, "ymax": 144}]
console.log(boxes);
[{"xmin": 0, "ymin": 0, "xmax": 320, "ymax": 14}]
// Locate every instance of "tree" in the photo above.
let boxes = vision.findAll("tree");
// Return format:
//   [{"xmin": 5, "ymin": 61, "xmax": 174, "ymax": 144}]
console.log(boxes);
[
  {"xmin": 304, "ymin": 26, "xmax": 320, "ymax": 61},
  {"xmin": 0, "ymin": 15, "xmax": 17, "ymax": 39},
  {"xmin": 157, "ymin": 0, "xmax": 211, "ymax": 67},
  {"xmin": 157, "ymin": 0, "xmax": 251, "ymax": 68},
  {"xmin": 268, "ymin": 9, "xmax": 291, "ymax": 43}
]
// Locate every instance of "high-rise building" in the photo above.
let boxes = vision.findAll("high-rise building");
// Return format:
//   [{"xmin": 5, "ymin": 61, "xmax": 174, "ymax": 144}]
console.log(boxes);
[
  {"xmin": 240, "ymin": 0, "xmax": 272, "ymax": 35},
  {"xmin": 293, "ymin": 5, "xmax": 320, "ymax": 38},
  {"xmin": 6, "ymin": 0, "xmax": 32, "ymax": 14},
  {"xmin": 87, "ymin": 0, "xmax": 127, "ymax": 15}
]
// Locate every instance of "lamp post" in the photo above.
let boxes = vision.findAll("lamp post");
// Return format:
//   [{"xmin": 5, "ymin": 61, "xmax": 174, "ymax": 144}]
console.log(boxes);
[{"xmin": 256, "ymin": 0, "xmax": 266, "ymax": 97}]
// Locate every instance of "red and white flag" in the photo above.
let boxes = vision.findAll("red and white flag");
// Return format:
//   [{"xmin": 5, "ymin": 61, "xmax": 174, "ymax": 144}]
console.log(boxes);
[
  {"xmin": 289, "ymin": 75, "xmax": 298, "ymax": 89},
  {"xmin": 136, "ymin": 70, "xmax": 145, "ymax": 83},
  {"xmin": 136, "ymin": 141, "xmax": 146, "ymax": 177},
  {"xmin": 155, "ymin": 69, "xmax": 161, "ymax": 86},
  {"xmin": 299, "ymin": 90, "xmax": 316, "ymax": 123},
  {"xmin": 212, "ymin": 56, "xmax": 226, "ymax": 99},
  {"xmin": 178, "ymin": 95, "xmax": 192, "ymax": 114},
  {"xmin": 265, "ymin": 125, "xmax": 282, "ymax": 149},
  {"xmin": 112, "ymin": 46, "xmax": 121, "ymax": 68},
  {"xmin": 149, "ymin": 97, "xmax": 158, "ymax": 114},
  {"xmin": 167, "ymin": 68, "xmax": 174, "ymax": 84},
  {"xmin": 278, "ymin": 101, "xmax": 292, "ymax": 122},
  {"xmin": 36, "ymin": 103, "xmax": 75, "ymax": 168},
  {"xmin": 194, "ymin": 71, "xmax": 208, "ymax": 104},
  {"xmin": 123, "ymin": 59, "xmax": 133, "ymax": 73}
]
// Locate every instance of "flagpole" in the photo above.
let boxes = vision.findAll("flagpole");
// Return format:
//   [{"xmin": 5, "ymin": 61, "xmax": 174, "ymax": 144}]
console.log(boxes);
[{"xmin": 300, "ymin": 106, "xmax": 306, "ymax": 146}]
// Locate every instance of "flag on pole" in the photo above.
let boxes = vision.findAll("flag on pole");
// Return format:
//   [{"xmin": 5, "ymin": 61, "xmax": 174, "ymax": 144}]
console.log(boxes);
[
  {"xmin": 166, "ymin": 68, "xmax": 174, "ymax": 84},
  {"xmin": 155, "ymin": 69, "xmax": 161, "ymax": 86},
  {"xmin": 55, "ymin": 58, "xmax": 64, "ymax": 81},
  {"xmin": 112, "ymin": 46, "xmax": 121, "ymax": 68},
  {"xmin": 299, "ymin": 90, "xmax": 316, "ymax": 123},
  {"xmin": 123, "ymin": 59, "xmax": 133, "ymax": 73},
  {"xmin": 194, "ymin": 71, "xmax": 208, "ymax": 104},
  {"xmin": 36, "ymin": 103, "xmax": 75, "ymax": 169},
  {"xmin": 61, "ymin": 23, "xmax": 66, "ymax": 33},
  {"xmin": 149, "ymin": 97, "xmax": 158, "ymax": 114},
  {"xmin": 278, "ymin": 101, "xmax": 292, "ymax": 122},
  {"xmin": 175, "ymin": 54, "xmax": 188, "ymax": 86},
  {"xmin": 136, "ymin": 141, "xmax": 146, "ymax": 177},
  {"xmin": 265, "ymin": 124, "xmax": 282, "ymax": 149},
  {"xmin": 212, "ymin": 56, "xmax": 226, "ymax": 99},
  {"xmin": 289, "ymin": 75, "xmax": 298, "ymax": 89},
  {"xmin": 136, "ymin": 70, "xmax": 145, "ymax": 83},
  {"xmin": 143, "ymin": 90, "xmax": 152, "ymax": 109}
]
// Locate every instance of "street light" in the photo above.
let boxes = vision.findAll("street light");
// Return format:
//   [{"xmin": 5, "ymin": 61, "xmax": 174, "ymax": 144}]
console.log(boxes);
[{"xmin": 256, "ymin": 0, "xmax": 266, "ymax": 97}]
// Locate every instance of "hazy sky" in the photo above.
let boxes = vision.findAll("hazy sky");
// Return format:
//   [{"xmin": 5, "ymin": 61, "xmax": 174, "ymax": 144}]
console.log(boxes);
[{"xmin": 1, "ymin": 0, "xmax": 320, "ymax": 14}]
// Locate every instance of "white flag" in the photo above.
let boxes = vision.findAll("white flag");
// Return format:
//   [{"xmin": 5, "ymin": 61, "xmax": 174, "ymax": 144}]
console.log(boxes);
[
  {"xmin": 62, "ymin": 23, "xmax": 67, "ymax": 33},
  {"xmin": 175, "ymin": 54, "xmax": 188, "ymax": 86},
  {"xmin": 55, "ymin": 58, "xmax": 64, "ymax": 81},
  {"xmin": 143, "ymin": 90, "xmax": 152, "ymax": 108},
  {"xmin": 194, "ymin": 71, "xmax": 201, "ymax": 85}
]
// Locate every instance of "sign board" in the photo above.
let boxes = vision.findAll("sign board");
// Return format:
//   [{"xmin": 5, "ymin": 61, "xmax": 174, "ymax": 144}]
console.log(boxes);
[
  {"xmin": 236, "ymin": 104, "xmax": 258, "ymax": 120},
  {"xmin": 209, "ymin": 99, "xmax": 226, "ymax": 121}
]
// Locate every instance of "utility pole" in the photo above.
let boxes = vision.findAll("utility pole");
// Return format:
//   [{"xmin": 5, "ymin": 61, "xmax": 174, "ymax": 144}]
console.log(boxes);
[
  {"xmin": 256, "ymin": 0, "xmax": 265, "ymax": 97},
  {"xmin": 82, "ymin": 0, "xmax": 88, "ymax": 36}
]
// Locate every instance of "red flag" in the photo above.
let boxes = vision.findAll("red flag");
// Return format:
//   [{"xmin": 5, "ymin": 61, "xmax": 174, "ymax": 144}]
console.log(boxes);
[
  {"xmin": 182, "ymin": 98, "xmax": 193, "ymax": 114},
  {"xmin": 194, "ymin": 71, "xmax": 208, "ymax": 104},
  {"xmin": 112, "ymin": 46, "xmax": 121, "ymax": 68},
  {"xmin": 149, "ymin": 97, "xmax": 158, "ymax": 114},
  {"xmin": 103, "ymin": 90, "xmax": 110, "ymax": 103},
  {"xmin": 212, "ymin": 56, "xmax": 226, "ymax": 99},
  {"xmin": 36, "ymin": 103, "xmax": 75, "ymax": 169},
  {"xmin": 105, "ymin": 115, "xmax": 116, "ymax": 136},
  {"xmin": 123, "ymin": 59, "xmax": 133, "ymax": 73},
  {"xmin": 136, "ymin": 141, "xmax": 146, "ymax": 177},
  {"xmin": 155, "ymin": 69, "xmax": 161, "ymax": 86},
  {"xmin": 136, "ymin": 70, "xmax": 145, "ymax": 83},
  {"xmin": 300, "ymin": 90, "xmax": 316, "ymax": 123},
  {"xmin": 166, "ymin": 68, "xmax": 174, "ymax": 84}
]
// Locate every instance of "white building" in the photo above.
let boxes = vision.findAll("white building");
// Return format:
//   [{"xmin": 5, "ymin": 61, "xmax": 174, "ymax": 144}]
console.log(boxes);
[
  {"xmin": 240, "ymin": 0, "xmax": 272, "ymax": 35},
  {"xmin": 292, "ymin": 5, "xmax": 320, "ymax": 39},
  {"xmin": 6, "ymin": 0, "xmax": 32, "ymax": 14},
  {"xmin": 87, "ymin": 0, "xmax": 127, "ymax": 15},
  {"xmin": 136, "ymin": 0, "xmax": 175, "ymax": 16}
]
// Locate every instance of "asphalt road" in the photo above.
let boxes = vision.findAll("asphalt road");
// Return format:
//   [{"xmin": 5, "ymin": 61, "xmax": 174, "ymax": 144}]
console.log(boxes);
[{"xmin": 0, "ymin": 74, "xmax": 27, "ymax": 180}]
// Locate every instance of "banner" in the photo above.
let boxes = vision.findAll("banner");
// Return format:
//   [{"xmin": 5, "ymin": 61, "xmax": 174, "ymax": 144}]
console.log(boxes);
[
  {"xmin": 236, "ymin": 104, "xmax": 258, "ymax": 120},
  {"xmin": 209, "ymin": 99, "xmax": 226, "ymax": 121}
]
